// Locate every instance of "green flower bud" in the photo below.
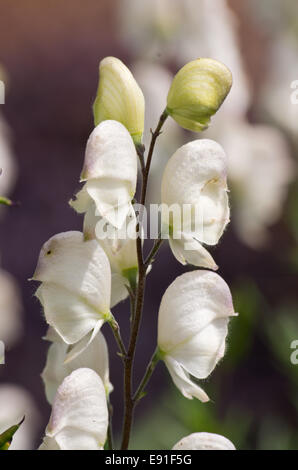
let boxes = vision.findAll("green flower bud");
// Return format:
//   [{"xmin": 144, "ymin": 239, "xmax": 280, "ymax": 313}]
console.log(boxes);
[
  {"xmin": 93, "ymin": 57, "xmax": 145, "ymax": 145},
  {"xmin": 166, "ymin": 58, "xmax": 232, "ymax": 132}
]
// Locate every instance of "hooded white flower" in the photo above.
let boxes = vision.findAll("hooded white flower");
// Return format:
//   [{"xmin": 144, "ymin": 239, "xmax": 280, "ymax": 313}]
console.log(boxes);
[
  {"xmin": 261, "ymin": 34, "xmax": 298, "ymax": 139},
  {"xmin": 83, "ymin": 204, "xmax": 138, "ymax": 307},
  {"xmin": 161, "ymin": 139, "xmax": 229, "ymax": 269},
  {"xmin": 93, "ymin": 57, "xmax": 145, "ymax": 145},
  {"xmin": 70, "ymin": 120, "xmax": 138, "ymax": 229},
  {"xmin": 172, "ymin": 432, "xmax": 235, "ymax": 450},
  {"xmin": 0, "ymin": 116, "xmax": 17, "ymax": 199},
  {"xmin": 157, "ymin": 270, "xmax": 236, "ymax": 402},
  {"xmin": 39, "ymin": 368, "xmax": 108, "ymax": 450},
  {"xmin": 214, "ymin": 120, "xmax": 294, "ymax": 247},
  {"xmin": 32, "ymin": 231, "xmax": 111, "ymax": 361},
  {"xmin": 0, "ymin": 65, "xmax": 17, "ymax": 199},
  {"xmin": 0, "ymin": 385, "xmax": 40, "ymax": 450},
  {"xmin": 42, "ymin": 328, "xmax": 113, "ymax": 404}
]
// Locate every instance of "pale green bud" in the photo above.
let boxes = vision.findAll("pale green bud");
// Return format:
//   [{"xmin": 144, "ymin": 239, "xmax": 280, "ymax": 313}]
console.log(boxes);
[
  {"xmin": 166, "ymin": 58, "xmax": 232, "ymax": 132},
  {"xmin": 93, "ymin": 57, "xmax": 145, "ymax": 145}
]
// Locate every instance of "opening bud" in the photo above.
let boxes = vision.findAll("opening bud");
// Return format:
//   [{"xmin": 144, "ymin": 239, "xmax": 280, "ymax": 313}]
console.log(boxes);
[{"xmin": 166, "ymin": 58, "xmax": 232, "ymax": 132}]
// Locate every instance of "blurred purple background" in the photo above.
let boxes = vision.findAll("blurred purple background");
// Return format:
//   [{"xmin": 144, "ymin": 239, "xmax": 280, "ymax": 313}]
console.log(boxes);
[{"xmin": 0, "ymin": 0, "xmax": 297, "ymax": 449}]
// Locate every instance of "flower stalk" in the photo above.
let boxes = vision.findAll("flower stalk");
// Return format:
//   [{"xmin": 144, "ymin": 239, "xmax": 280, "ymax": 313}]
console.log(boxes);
[{"xmin": 120, "ymin": 111, "xmax": 168, "ymax": 450}]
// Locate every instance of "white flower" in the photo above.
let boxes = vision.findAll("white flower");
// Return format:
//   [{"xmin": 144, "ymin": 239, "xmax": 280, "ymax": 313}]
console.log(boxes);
[
  {"xmin": 42, "ymin": 328, "xmax": 113, "ymax": 404},
  {"xmin": 0, "ymin": 113, "xmax": 17, "ymax": 199},
  {"xmin": 0, "ymin": 385, "xmax": 40, "ymax": 450},
  {"xmin": 157, "ymin": 270, "xmax": 236, "ymax": 402},
  {"xmin": 70, "ymin": 120, "xmax": 138, "ymax": 229},
  {"xmin": 39, "ymin": 368, "xmax": 108, "ymax": 450},
  {"xmin": 211, "ymin": 119, "xmax": 295, "ymax": 247},
  {"xmin": 93, "ymin": 57, "xmax": 145, "ymax": 145},
  {"xmin": 261, "ymin": 34, "xmax": 298, "ymax": 139},
  {"xmin": 161, "ymin": 139, "xmax": 229, "ymax": 269},
  {"xmin": 32, "ymin": 231, "xmax": 111, "ymax": 361},
  {"xmin": 84, "ymin": 204, "xmax": 138, "ymax": 307},
  {"xmin": 172, "ymin": 432, "xmax": 235, "ymax": 450},
  {"xmin": 0, "ymin": 268, "xmax": 23, "ymax": 347}
]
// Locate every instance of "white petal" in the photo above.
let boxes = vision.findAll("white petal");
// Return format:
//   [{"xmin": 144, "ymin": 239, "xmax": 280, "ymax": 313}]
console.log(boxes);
[
  {"xmin": 164, "ymin": 357, "xmax": 209, "ymax": 402},
  {"xmin": 171, "ymin": 318, "xmax": 229, "ymax": 379},
  {"xmin": 169, "ymin": 232, "xmax": 218, "ymax": 270},
  {"xmin": 218, "ymin": 119, "xmax": 294, "ymax": 247},
  {"xmin": 33, "ymin": 232, "xmax": 111, "ymax": 344},
  {"xmin": 83, "ymin": 203, "xmax": 138, "ymax": 269},
  {"xmin": 161, "ymin": 139, "xmax": 229, "ymax": 245},
  {"xmin": 198, "ymin": 180, "xmax": 230, "ymax": 245},
  {"xmin": 37, "ymin": 283, "xmax": 105, "ymax": 345},
  {"xmin": 42, "ymin": 332, "xmax": 112, "ymax": 404},
  {"xmin": 158, "ymin": 270, "xmax": 236, "ymax": 380},
  {"xmin": 81, "ymin": 121, "xmax": 137, "ymax": 184},
  {"xmin": 76, "ymin": 120, "xmax": 137, "ymax": 228},
  {"xmin": 39, "ymin": 436, "xmax": 60, "ymax": 450},
  {"xmin": 86, "ymin": 179, "xmax": 134, "ymax": 229},
  {"xmin": 69, "ymin": 185, "xmax": 92, "ymax": 214},
  {"xmin": 82, "ymin": 204, "xmax": 137, "ymax": 307},
  {"xmin": 0, "ymin": 115, "xmax": 17, "ymax": 197},
  {"xmin": 64, "ymin": 320, "xmax": 103, "ymax": 363},
  {"xmin": 41, "ymin": 339, "xmax": 68, "ymax": 404},
  {"xmin": 110, "ymin": 273, "xmax": 129, "ymax": 308},
  {"xmin": 43, "ymin": 326, "xmax": 63, "ymax": 343},
  {"xmin": 172, "ymin": 432, "xmax": 236, "ymax": 450},
  {"xmin": 41, "ymin": 368, "xmax": 108, "ymax": 450}
]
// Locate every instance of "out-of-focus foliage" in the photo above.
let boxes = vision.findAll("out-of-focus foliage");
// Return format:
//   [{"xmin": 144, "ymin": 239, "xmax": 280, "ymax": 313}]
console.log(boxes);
[{"xmin": 0, "ymin": 417, "xmax": 24, "ymax": 450}]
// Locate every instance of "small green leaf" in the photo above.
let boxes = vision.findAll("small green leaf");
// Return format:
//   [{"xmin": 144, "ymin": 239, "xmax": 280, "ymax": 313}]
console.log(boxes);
[{"xmin": 0, "ymin": 416, "xmax": 25, "ymax": 450}]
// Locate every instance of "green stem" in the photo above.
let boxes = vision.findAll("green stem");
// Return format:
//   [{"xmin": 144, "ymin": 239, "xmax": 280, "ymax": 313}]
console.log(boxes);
[
  {"xmin": 120, "ymin": 110, "xmax": 168, "ymax": 450},
  {"xmin": 108, "ymin": 315, "xmax": 127, "ymax": 359},
  {"xmin": 127, "ymin": 285, "xmax": 136, "ymax": 325},
  {"xmin": 141, "ymin": 110, "xmax": 168, "ymax": 207},
  {"xmin": 136, "ymin": 143, "xmax": 145, "ymax": 173},
  {"xmin": 133, "ymin": 349, "xmax": 160, "ymax": 403},
  {"xmin": 107, "ymin": 401, "xmax": 114, "ymax": 450},
  {"xmin": 144, "ymin": 235, "xmax": 164, "ymax": 268}
]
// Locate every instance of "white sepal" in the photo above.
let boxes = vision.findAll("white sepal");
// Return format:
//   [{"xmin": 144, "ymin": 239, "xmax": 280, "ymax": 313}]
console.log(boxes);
[
  {"xmin": 161, "ymin": 139, "xmax": 229, "ymax": 267},
  {"xmin": 71, "ymin": 120, "xmax": 138, "ymax": 229},
  {"xmin": 33, "ymin": 231, "xmax": 111, "ymax": 348},
  {"xmin": 172, "ymin": 432, "xmax": 236, "ymax": 450},
  {"xmin": 169, "ymin": 232, "xmax": 218, "ymax": 270},
  {"xmin": 39, "ymin": 368, "xmax": 108, "ymax": 450},
  {"xmin": 158, "ymin": 270, "xmax": 236, "ymax": 401},
  {"xmin": 83, "ymin": 203, "xmax": 138, "ymax": 307},
  {"xmin": 42, "ymin": 329, "xmax": 113, "ymax": 404}
]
